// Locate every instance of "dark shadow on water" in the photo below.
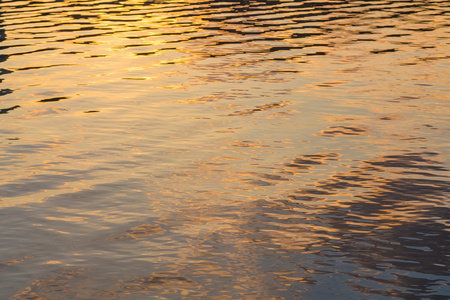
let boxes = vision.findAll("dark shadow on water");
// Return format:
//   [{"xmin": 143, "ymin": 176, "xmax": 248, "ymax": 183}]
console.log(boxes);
[
  {"xmin": 0, "ymin": 11, "xmax": 15, "ymax": 102},
  {"xmin": 0, "ymin": 105, "xmax": 20, "ymax": 114},
  {"xmin": 276, "ymin": 150, "xmax": 450, "ymax": 298}
]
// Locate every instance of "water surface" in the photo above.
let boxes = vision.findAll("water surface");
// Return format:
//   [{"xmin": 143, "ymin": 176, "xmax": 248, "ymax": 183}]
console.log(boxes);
[{"xmin": 1, "ymin": 0, "xmax": 449, "ymax": 299}]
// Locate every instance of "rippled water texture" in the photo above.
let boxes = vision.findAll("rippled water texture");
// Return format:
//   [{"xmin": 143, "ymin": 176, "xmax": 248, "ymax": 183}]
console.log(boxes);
[{"xmin": 1, "ymin": 0, "xmax": 450, "ymax": 299}]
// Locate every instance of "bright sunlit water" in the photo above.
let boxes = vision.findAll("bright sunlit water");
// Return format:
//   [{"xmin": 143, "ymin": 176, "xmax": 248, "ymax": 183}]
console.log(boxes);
[{"xmin": 1, "ymin": 0, "xmax": 449, "ymax": 299}]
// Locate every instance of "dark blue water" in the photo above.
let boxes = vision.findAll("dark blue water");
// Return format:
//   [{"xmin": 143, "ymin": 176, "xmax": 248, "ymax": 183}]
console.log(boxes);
[{"xmin": 1, "ymin": 0, "xmax": 449, "ymax": 299}]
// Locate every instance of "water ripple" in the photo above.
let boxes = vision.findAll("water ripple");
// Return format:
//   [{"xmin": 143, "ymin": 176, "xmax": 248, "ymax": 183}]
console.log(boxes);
[{"xmin": 1, "ymin": 0, "xmax": 449, "ymax": 299}]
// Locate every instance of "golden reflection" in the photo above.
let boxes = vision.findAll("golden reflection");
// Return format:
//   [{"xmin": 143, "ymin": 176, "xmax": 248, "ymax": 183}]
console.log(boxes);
[
  {"xmin": 45, "ymin": 261, "xmax": 62, "ymax": 265},
  {"xmin": 12, "ymin": 268, "xmax": 96, "ymax": 300},
  {"xmin": 1, "ymin": 0, "xmax": 450, "ymax": 298},
  {"xmin": 0, "ymin": 258, "xmax": 25, "ymax": 268}
]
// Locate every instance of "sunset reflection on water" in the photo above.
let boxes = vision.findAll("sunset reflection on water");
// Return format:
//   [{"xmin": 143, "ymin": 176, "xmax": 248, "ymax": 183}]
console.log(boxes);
[{"xmin": 1, "ymin": 0, "xmax": 449, "ymax": 299}]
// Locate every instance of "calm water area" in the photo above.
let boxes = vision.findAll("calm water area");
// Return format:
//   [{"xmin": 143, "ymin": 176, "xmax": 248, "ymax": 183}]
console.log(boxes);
[{"xmin": 1, "ymin": 0, "xmax": 449, "ymax": 299}]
